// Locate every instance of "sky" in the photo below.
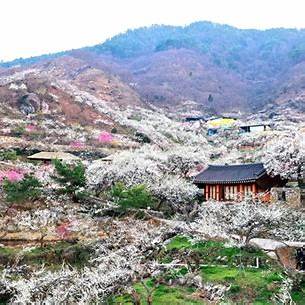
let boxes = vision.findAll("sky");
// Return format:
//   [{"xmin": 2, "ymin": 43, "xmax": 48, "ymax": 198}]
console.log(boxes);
[{"xmin": 1, "ymin": 0, "xmax": 305, "ymax": 61}]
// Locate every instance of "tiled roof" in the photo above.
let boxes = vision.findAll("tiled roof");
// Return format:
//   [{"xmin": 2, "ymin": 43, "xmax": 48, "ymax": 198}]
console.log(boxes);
[{"xmin": 194, "ymin": 163, "xmax": 266, "ymax": 184}]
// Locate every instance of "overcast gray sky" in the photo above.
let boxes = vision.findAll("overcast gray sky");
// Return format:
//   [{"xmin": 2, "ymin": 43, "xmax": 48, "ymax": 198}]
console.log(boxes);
[{"xmin": 1, "ymin": 0, "xmax": 305, "ymax": 61}]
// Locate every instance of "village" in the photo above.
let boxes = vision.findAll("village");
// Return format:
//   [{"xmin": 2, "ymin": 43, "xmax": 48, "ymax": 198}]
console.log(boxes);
[
  {"xmin": 1, "ymin": 3, "xmax": 305, "ymax": 301},
  {"xmin": 0, "ymin": 100, "xmax": 304, "ymax": 303}
]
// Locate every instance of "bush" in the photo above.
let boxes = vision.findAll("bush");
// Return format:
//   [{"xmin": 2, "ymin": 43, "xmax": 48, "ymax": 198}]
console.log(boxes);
[
  {"xmin": 0, "ymin": 150, "xmax": 18, "ymax": 161},
  {"xmin": 3, "ymin": 174, "xmax": 42, "ymax": 203},
  {"xmin": 134, "ymin": 132, "xmax": 151, "ymax": 143},
  {"xmin": 52, "ymin": 160, "xmax": 87, "ymax": 202},
  {"xmin": 110, "ymin": 182, "xmax": 155, "ymax": 210}
]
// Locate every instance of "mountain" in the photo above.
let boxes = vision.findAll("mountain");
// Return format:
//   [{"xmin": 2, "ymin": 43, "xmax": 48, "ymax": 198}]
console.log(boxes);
[
  {"xmin": 3, "ymin": 21, "xmax": 305, "ymax": 114},
  {"xmin": 0, "ymin": 56, "xmax": 147, "ymax": 150}
]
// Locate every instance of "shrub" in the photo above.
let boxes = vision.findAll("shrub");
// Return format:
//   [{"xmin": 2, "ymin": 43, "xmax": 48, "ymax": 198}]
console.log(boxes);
[
  {"xmin": 52, "ymin": 159, "xmax": 86, "ymax": 202},
  {"xmin": 0, "ymin": 150, "xmax": 18, "ymax": 161},
  {"xmin": 2, "ymin": 174, "xmax": 42, "ymax": 203},
  {"xmin": 110, "ymin": 182, "xmax": 155, "ymax": 210},
  {"xmin": 134, "ymin": 132, "xmax": 151, "ymax": 143}
]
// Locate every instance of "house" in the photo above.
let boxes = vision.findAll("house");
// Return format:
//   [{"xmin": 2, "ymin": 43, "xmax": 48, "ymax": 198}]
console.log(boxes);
[
  {"xmin": 239, "ymin": 123, "xmax": 271, "ymax": 133},
  {"xmin": 207, "ymin": 117, "xmax": 237, "ymax": 129},
  {"xmin": 206, "ymin": 117, "xmax": 237, "ymax": 136},
  {"xmin": 194, "ymin": 163, "xmax": 285, "ymax": 201},
  {"xmin": 28, "ymin": 151, "xmax": 80, "ymax": 162}
]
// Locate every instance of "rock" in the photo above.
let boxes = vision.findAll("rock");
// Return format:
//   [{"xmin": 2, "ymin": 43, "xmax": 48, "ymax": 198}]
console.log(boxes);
[
  {"xmin": 250, "ymin": 238, "xmax": 286, "ymax": 251},
  {"xmin": 266, "ymin": 251, "xmax": 278, "ymax": 260},
  {"xmin": 18, "ymin": 93, "xmax": 41, "ymax": 115}
]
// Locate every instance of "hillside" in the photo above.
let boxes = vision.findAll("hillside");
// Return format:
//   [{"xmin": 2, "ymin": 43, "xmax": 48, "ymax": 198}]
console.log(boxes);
[
  {"xmin": 3, "ymin": 21, "xmax": 305, "ymax": 114},
  {"xmin": 0, "ymin": 56, "xmax": 148, "ymax": 151}
]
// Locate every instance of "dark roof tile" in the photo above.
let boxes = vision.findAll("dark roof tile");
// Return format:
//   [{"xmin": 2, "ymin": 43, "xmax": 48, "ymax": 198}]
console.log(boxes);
[{"xmin": 194, "ymin": 163, "xmax": 266, "ymax": 184}]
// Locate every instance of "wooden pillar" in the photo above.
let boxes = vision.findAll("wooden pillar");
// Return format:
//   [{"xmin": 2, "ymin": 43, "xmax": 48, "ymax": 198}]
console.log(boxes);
[
  {"xmin": 205, "ymin": 185, "xmax": 209, "ymax": 201},
  {"xmin": 252, "ymin": 183, "xmax": 257, "ymax": 199},
  {"xmin": 219, "ymin": 185, "xmax": 223, "ymax": 201},
  {"xmin": 216, "ymin": 184, "xmax": 220, "ymax": 201},
  {"xmin": 239, "ymin": 184, "xmax": 244, "ymax": 201},
  {"xmin": 237, "ymin": 184, "xmax": 240, "ymax": 201}
]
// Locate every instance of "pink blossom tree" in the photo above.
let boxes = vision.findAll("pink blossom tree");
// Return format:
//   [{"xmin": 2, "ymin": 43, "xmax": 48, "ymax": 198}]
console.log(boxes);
[
  {"xmin": 98, "ymin": 131, "xmax": 113, "ymax": 144},
  {"xmin": 0, "ymin": 170, "xmax": 24, "ymax": 183}
]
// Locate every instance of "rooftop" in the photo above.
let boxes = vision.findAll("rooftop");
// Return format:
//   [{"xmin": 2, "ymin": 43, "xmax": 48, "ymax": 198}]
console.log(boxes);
[
  {"xmin": 28, "ymin": 151, "xmax": 80, "ymax": 161},
  {"xmin": 194, "ymin": 163, "xmax": 266, "ymax": 184}
]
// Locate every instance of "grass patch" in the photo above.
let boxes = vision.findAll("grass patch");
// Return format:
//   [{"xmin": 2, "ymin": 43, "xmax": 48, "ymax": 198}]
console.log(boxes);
[
  {"xmin": 114, "ymin": 237, "xmax": 299, "ymax": 304},
  {"xmin": 114, "ymin": 266, "xmax": 284, "ymax": 305},
  {"xmin": 291, "ymin": 279, "xmax": 305, "ymax": 305},
  {"xmin": 162, "ymin": 236, "xmax": 271, "ymax": 268},
  {"xmin": 115, "ymin": 281, "xmax": 205, "ymax": 305},
  {"xmin": 201, "ymin": 266, "xmax": 283, "ymax": 304},
  {"xmin": 166, "ymin": 236, "xmax": 192, "ymax": 251}
]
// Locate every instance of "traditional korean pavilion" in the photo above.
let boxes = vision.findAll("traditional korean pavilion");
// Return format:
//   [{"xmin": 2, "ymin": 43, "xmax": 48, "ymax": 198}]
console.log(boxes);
[{"xmin": 194, "ymin": 163, "xmax": 285, "ymax": 201}]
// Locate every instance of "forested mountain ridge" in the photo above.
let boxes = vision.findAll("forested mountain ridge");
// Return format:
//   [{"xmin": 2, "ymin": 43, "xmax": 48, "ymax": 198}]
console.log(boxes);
[{"xmin": 3, "ymin": 21, "xmax": 305, "ymax": 114}]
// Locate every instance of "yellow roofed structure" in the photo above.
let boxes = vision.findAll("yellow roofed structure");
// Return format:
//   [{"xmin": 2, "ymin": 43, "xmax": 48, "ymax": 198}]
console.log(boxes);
[
  {"xmin": 207, "ymin": 117, "xmax": 236, "ymax": 129},
  {"xmin": 28, "ymin": 152, "xmax": 80, "ymax": 161}
]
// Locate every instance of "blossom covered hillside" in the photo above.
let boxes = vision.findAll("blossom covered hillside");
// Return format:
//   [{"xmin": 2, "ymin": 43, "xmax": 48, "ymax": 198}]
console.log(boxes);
[
  {"xmin": 0, "ymin": 41, "xmax": 305, "ymax": 304},
  {"xmin": 0, "ymin": 92, "xmax": 304, "ymax": 303},
  {"xmin": 0, "ymin": 56, "xmax": 147, "ymax": 152}
]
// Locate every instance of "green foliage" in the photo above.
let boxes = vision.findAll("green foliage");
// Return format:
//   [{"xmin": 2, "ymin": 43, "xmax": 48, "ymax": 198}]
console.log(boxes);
[
  {"xmin": 162, "ymin": 236, "xmax": 270, "ymax": 268},
  {"xmin": 115, "ymin": 281, "xmax": 204, "ymax": 305},
  {"xmin": 135, "ymin": 131, "xmax": 151, "ymax": 143},
  {"xmin": 3, "ymin": 174, "xmax": 42, "ymax": 203},
  {"xmin": 291, "ymin": 275, "xmax": 305, "ymax": 304},
  {"xmin": 0, "ymin": 150, "xmax": 18, "ymax": 161},
  {"xmin": 52, "ymin": 159, "xmax": 86, "ymax": 201},
  {"xmin": 114, "ymin": 236, "xmax": 299, "ymax": 304},
  {"xmin": 201, "ymin": 266, "xmax": 283, "ymax": 303},
  {"xmin": 110, "ymin": 182, "xmax": 155, "ymax": 210},
  {"xmin": 115, "ymin": 265, "xmax": 285, "ymax": 305},
  {"xmin": 166, "ymin": 236, "xmax": 192, "ymax": 251}
]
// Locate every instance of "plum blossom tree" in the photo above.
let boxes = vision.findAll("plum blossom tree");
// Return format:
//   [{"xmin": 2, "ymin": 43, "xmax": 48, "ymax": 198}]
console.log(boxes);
[
  {"xmin": 151, "ymin": 176, "xmax": 199, "ymax": 215},
  {"xmin": 262, "ymin": 132, "xmax": 305, "ymax": 181},
  {"xmin": 87, "ymin": 145, "xmax": 207, "ymax": 211},
  {"xmin": 161, "ymin": 145, "xmax": 208, "ymax": 178},
  {"xmin": 98, "ymin": 131, "xmax": 113, "ymax": 143},
  {"xmin": 190, "ymin": 201, "xmax": 305, "ymax": 245},
  {"xmin": 0, "ymin": 219, "xmax": 178, "ymax": 304}
]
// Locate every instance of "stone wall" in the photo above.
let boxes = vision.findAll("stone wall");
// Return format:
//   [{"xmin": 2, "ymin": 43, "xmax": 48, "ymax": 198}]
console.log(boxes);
[{"xmin": 270, "ymin": 186, "xmax": 302, "ymax": 207}]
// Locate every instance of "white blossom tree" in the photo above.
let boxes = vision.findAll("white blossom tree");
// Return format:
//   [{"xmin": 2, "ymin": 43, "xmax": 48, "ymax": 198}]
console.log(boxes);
[
  {"xmin": 188, "ymin": 201, "xmax": 305, "ymax": 245},
  {"xmin": 262, "ymin": 132, "xmax": 305, "ymax": 181},
  {"xmin": 86, "ymin": 145, "xmax": 208, "ymax": 211}
]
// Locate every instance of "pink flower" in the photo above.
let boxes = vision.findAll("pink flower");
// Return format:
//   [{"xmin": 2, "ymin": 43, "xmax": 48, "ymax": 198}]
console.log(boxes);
[
  {"xmin": 98, "ymin": 131, "xmax": 113, "ymax": 143},
  {"xmin": 0, "ymin": 170, "xmax": 24, "ymax": 183}
]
